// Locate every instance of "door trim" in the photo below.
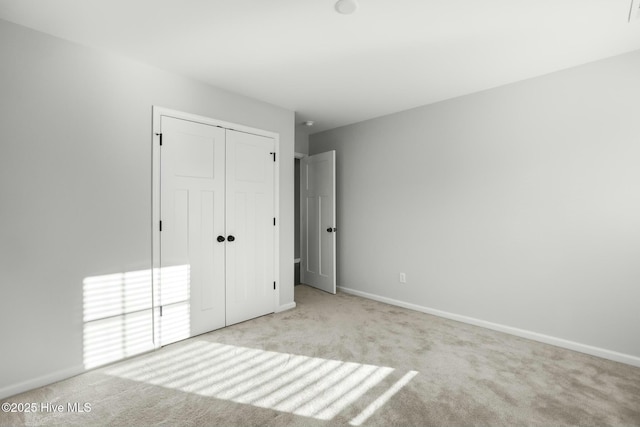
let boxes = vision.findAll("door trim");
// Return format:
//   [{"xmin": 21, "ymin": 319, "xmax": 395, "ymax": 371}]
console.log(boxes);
[{"xmin": 151, "ymin": 106, "xmax": 280, "ymax": 348}]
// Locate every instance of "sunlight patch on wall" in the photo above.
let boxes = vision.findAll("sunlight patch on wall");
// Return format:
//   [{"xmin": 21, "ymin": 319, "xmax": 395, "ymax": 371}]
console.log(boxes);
[
  {"xmin": 83, "ymin": 265, "xmax": 190, "ymax": 369},
  {"xmin": 154, "ymin": 265, "xmax": 191, "ymax": 347},
  {"xmin": 157, "ymin": 300, "xmax": 191, "ymax": 346},
  {"xmin": 105, "ymin": 341, "xmax": 417, "ymax": 422}
]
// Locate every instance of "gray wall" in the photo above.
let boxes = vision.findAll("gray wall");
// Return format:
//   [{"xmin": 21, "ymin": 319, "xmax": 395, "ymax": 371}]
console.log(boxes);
[
  {"xmin": 295, "ymin": 127, "xmax": 310, "ymax": 155},
  {"xmin": 0, "ymin": 19, "xmax": 295, "ymax": 397},
  {"xmin": 311, "ymin": 49, "xmax": 640, "ymax": 361}
]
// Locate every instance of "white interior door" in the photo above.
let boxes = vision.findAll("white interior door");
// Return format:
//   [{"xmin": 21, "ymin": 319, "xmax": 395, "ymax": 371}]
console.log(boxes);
[
  {"xmin": 301, "ymin": 151, "xmax": 336, "ymax": 294},
  {"xmin": 159, "ymin": 116, "xmax": 226, "ymax": 344},
  {"xmin": 225, "ymin": 129, "xmax": 276, "ymax": 325}
]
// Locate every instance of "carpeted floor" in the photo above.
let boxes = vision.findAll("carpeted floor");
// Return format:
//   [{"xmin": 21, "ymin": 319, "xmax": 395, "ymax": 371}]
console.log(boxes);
[{"xmin": 1, "ymin": 284, "xmax": 639, "ymax": 426}]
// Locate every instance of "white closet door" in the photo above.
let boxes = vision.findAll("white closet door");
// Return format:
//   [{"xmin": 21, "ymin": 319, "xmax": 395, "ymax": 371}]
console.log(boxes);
[
  {"xmin": 301, "ymin": 151, "xmax": 336, "ymax": 294},
  {"xmin": 225, "ymin": 129, "xmax": 275, "ymax": 325},
  {"xmin": 159, "ymin": 116, "xmax": 226, "ymax": 344}
]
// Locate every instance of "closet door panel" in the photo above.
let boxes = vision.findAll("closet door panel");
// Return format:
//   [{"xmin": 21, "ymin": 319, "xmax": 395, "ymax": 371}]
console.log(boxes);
[
  {"xmin": 225, "ymin": 130, "xmax": 275, "ymax": 325},
  {"xmin": 159, "ymin": 116, "xmax": 226, "ymax": 343}
]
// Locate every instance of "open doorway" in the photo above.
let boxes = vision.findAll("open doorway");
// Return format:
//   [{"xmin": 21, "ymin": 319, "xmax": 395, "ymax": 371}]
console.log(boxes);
[{"xmin": 294, "ymin": 157, "xmax": 301, "ymax": 285}]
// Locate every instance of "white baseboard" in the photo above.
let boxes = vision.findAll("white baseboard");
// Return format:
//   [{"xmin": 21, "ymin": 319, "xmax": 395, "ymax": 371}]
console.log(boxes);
[
  {"xmin": 0, "ymin": 364, "xmax": 85, "ymax": 401},
  {"xmin": 337, "ymin": 286, "xmax": 640, "ymax": 368},
  {"xmin": 276, "ymin": 302, "xmax": 297, "ymax": 313}
]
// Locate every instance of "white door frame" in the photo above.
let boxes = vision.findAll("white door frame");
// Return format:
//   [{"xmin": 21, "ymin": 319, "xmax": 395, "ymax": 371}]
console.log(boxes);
[{"xmin": 152, "ymin": 106, "xmax": 280, "ymax": 348}]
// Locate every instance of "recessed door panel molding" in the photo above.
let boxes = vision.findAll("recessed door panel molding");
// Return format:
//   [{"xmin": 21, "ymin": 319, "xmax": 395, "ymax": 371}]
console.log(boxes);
[
  {"xmin": 320, "ymin": 194, "xmax": 333, "ymax": 278},
  {"xmin": 200, "ymin": 190, "xmax": 216, "ymax": 311},
  {"xmin": 163, "ymin": 189, "xmax": 189, "ymax": 264},
  {"xmin": 301, "ymin": 151, "xmax": 336, "ymax": 294},
  {"xmin": 173, "ymin": 132, "xmax": 216, "ymax": 179},
  {"xmin": 305, "ymin": 197, "xmax": 319, "ymax": 274},
  {"xmin": 152, "ymin": 107, "xmax": 279, "ymax": 348}
]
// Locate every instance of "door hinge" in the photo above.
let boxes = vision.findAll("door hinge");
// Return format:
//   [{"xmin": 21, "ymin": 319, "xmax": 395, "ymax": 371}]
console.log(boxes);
[
  {"xmin": 156, "ymin": 133, "xmax": 163, "ymax": 146},
  {"xmin": 160, "ymin": 305, "xmax": 163, "ymax": 317},
  {"xmin": 270, "ymin": 152, "xmax": 276, "ymax": 162},
  {"xmin": 159, "ymin": 221, "xmax": 163, "ymax": 232},
  {"xmin": 274, "ymin": 281, "xmax": 276, "ymax": 290}
]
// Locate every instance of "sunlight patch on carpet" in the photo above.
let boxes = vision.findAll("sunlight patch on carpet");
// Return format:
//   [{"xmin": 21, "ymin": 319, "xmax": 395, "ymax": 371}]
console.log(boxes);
[
  {"xmin": 105, "ymin": 340, "xmax": 417, "ymax": 421},
  {"xmin": 349, "ymin": 370, "xmax": 419, "ymax": 425}
]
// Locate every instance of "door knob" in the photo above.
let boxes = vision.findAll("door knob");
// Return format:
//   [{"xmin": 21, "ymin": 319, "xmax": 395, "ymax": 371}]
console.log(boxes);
[
  {"xmin": 327, "ymin": 227, "xmax": 336, "ymax": 233},
  {"xmin": 217, "ymin": 235, "xmax": 225, "ymax": 242},
  {"xmin": 227, "ymin": 235, "xmax": 236, "ymax": 242}
]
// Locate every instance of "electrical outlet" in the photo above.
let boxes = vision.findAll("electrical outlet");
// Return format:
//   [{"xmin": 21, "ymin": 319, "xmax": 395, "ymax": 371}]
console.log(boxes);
[{"xmin": 399, "ymin": 272, "xmax": 406, "ymax": 283}]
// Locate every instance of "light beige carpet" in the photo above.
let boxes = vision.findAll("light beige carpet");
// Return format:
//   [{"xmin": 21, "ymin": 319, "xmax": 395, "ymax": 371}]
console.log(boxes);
[{"xmin": 1, "ymin": 285, "xmax": 639, "ymax": 426}]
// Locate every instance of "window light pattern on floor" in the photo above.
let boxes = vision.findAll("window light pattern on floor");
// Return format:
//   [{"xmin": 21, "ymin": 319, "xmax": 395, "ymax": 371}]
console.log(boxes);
[{"xmin": 105, "ymin": 341, "xmax": 418, "ymax": 423}]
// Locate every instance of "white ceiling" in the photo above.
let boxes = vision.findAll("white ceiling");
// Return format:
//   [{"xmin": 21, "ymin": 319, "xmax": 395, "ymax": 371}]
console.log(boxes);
[{"xmin": 1, "ymin": 0, "xmax": 639, "ymax": 134}]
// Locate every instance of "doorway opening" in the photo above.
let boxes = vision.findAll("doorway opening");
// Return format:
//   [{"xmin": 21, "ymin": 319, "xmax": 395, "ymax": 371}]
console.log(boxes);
[{"xmin": 294, "ymin": 155, "xmax": 303, "ymax": 285}]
